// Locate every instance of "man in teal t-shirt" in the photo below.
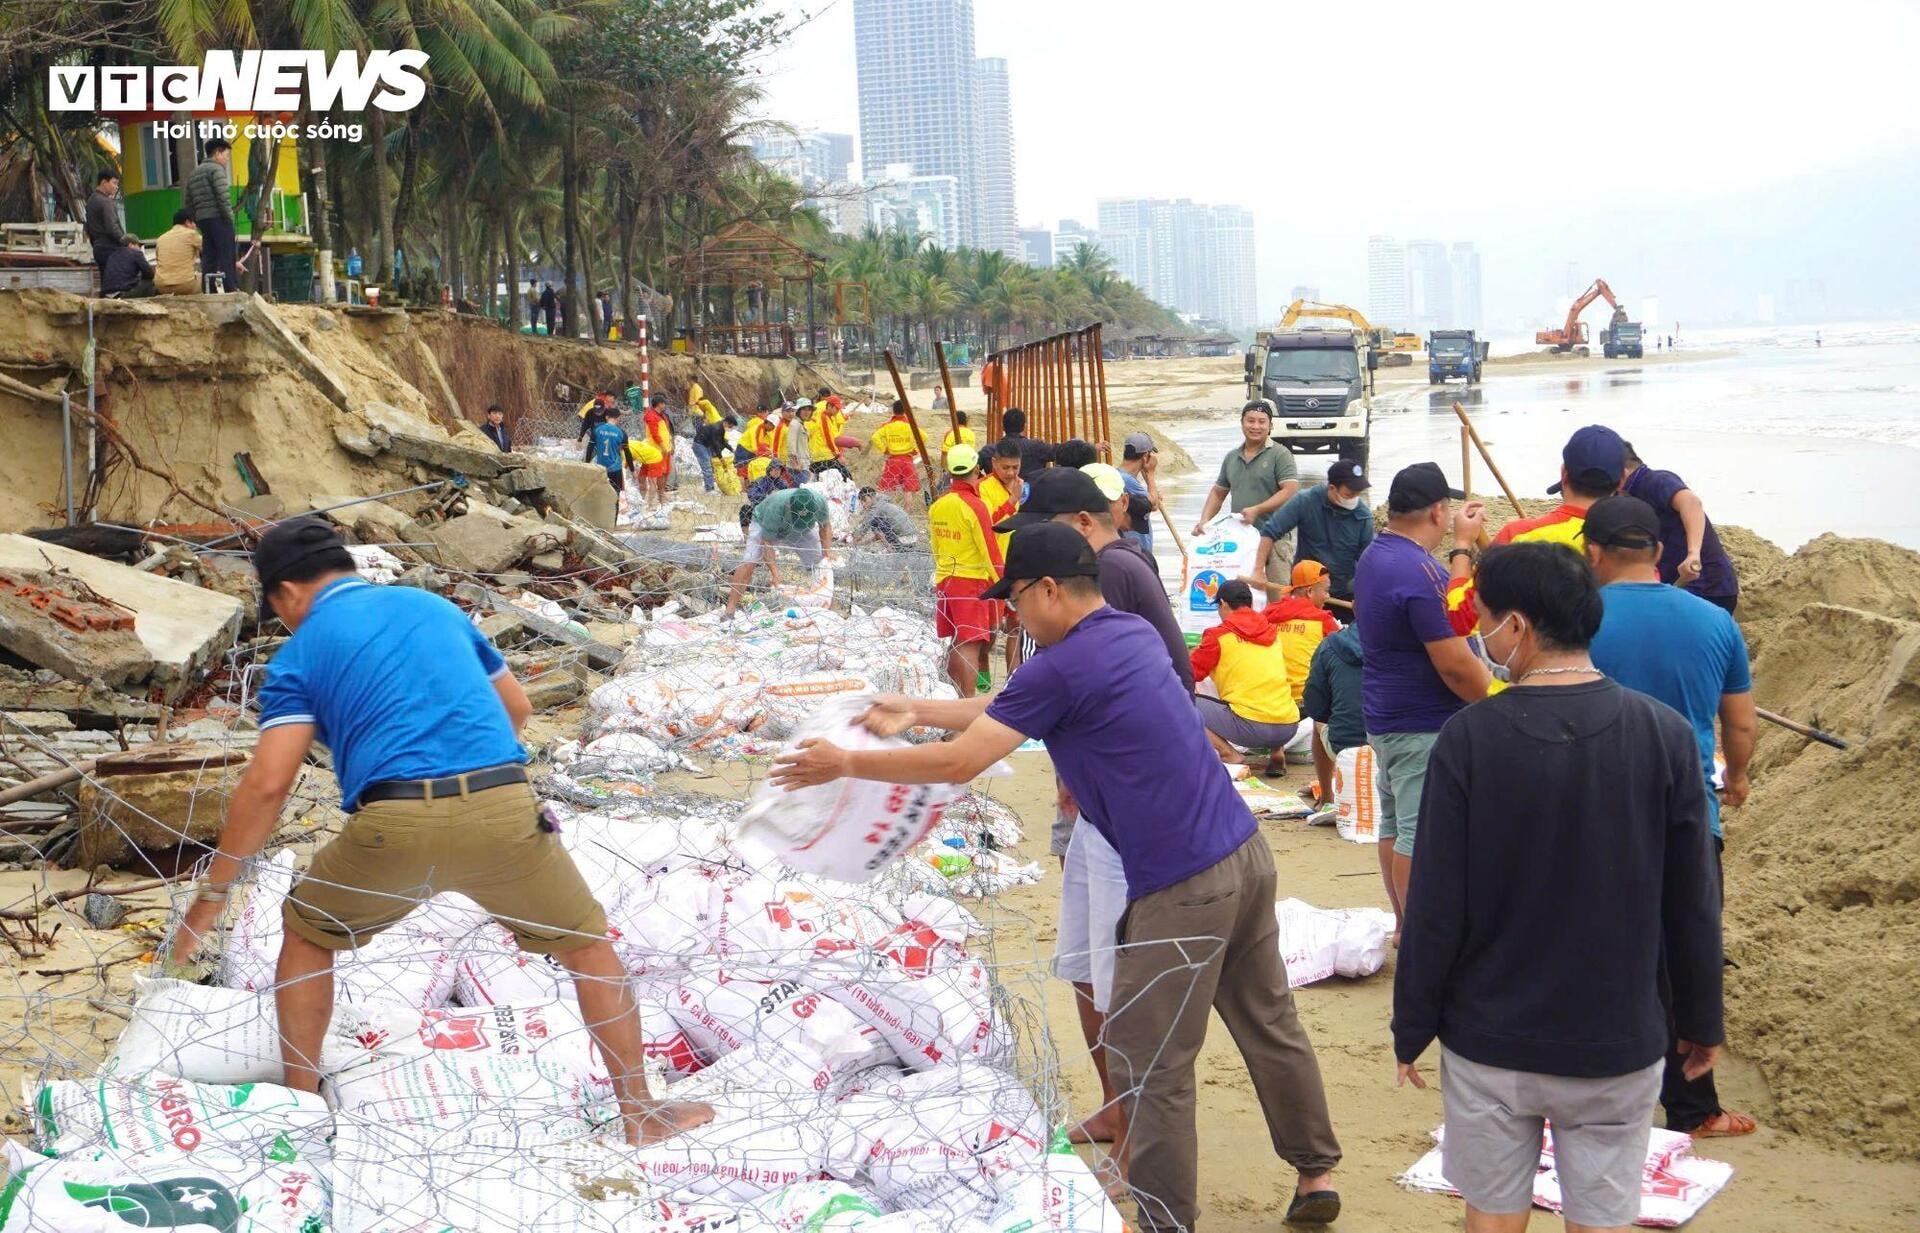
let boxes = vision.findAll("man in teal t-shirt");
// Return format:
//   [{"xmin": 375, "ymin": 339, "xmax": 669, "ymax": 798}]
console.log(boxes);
[{"xmin": 724, "ymin": 487, "xmax": 833, "ymax": 615}]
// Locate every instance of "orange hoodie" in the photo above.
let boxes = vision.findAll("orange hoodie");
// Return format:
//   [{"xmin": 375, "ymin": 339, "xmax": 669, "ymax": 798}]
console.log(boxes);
[
  {"xmin": 1264, "ymin": 596, "xmax": 1339, "ymax": 704},
  {"xmin": 1190, "ymin": 607, "xmax": 1300, "ymax": 725}
]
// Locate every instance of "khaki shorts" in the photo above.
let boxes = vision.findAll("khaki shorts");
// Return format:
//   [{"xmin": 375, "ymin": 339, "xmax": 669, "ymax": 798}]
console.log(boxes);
[{"xmin": 283, "ymin": 781, "xmax": 606, "ymax": 955}]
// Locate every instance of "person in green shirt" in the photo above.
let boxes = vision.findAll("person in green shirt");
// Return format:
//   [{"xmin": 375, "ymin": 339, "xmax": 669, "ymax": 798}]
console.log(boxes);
[
  {"xmin": 724, "ymin": 486, "xmax": 834, "ymax": 615},
  {"xmin": 1192, "ymin": 400, "xmax": 1300, "ymax": 587}
]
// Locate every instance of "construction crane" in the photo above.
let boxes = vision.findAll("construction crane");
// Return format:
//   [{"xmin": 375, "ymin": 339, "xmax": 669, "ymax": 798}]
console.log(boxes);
[{"xmin": 1537, "ymin": 279, "xmax": 1629, "ymax": 353}]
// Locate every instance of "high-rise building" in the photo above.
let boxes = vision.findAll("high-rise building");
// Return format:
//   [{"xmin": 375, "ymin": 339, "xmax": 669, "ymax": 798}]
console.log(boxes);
[
  {"xmin": 1095, "ymin": 197, "xmax": 1255, "ymax": 325},
  {"xmin": 854, "ymin": 0, "xmax": 978, "ymax": 247},
  {"xmin": 749, "ymin": 130, "xmax": 854, "ymax": 189},
  {"xmin": 1449, "ymin": 242, "xmax": 1482, "ymax": 331},
  {"xmin": 1367, "ymin": 235, "xmax": 1409, "ymax": 327},
  {"xmin": 1289, "ymin": 285, "xmax": 1321, "ymax": 304},
  {"xmin": 1018, "ymin": 227, "xmax": 1053, "ymax": 268},
  {"xmin": 1406, "ymin": 239, "xmax": 1452, "ymax": 332},
  {"xmin": 972, "ymin": 58, "xmax": 1017, "ymax": 255}
]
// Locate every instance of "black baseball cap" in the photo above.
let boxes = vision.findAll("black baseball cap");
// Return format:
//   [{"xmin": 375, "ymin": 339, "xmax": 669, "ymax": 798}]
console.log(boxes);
[
  {"xmin": 1582, "ymin": 495, "xmax": 1662, "ymax": 549},
  {"xmin": 994, "ymin": 468, "xmax": 1109, "ymax": 531},
  {"xmin": 253, "ymin": 517, "xmax": 352, "ymax": 620},
  {"xmin": 981, "ymin": 522, "xmax": 1101, "ymax": 600},
  {"xmin": 1546, "ymin": 424, "xmax": 1626, "ymax": 495},
  {"xmin": 1327, "ymin": 459, "xmax": 1370, "ymax": 491},
  {"xmin": 1386, "ymin": 462, "xmax": 1465, "ymax": 514}
]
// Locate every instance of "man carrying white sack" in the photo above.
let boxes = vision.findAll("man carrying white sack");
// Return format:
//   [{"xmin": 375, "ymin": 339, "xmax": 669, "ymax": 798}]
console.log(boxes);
[
  {"xmin": 172, "ymin": 518, "xmax": 712, "ymax": 1148},
  {"xmin": 773, "ymin": 521, "xmax": 1344, "ymax": 1231}
]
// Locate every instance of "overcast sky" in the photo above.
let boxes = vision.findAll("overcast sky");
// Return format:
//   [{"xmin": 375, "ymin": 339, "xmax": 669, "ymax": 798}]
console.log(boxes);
[{"xmin": 750, "ymin": 0, "xmax": 1920, "ymax": 326}]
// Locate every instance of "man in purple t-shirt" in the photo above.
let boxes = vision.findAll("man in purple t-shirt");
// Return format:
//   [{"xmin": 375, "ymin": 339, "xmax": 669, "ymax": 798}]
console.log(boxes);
[
  {"xmin": 1352, "ymin": 463, "xmax": 1493, "ymax": 936},
  {"xmin": 1621, "ymin": 442, "xmax": 1739, "ymax": 612},
  {"xmin": 773, "ymin": 523, "xmax": 1344, "ymax": 1231}
]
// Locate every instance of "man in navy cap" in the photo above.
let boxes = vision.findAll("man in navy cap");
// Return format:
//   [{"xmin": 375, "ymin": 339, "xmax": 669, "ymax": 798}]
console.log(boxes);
[{"xmin": 1250, "ymin": 458, "xmax": 1376, "ymax": 604}]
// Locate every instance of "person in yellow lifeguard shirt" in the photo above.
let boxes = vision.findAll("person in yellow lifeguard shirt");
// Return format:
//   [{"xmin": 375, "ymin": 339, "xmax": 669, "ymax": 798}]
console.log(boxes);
[
  {"xmin": 927, "ymin": 444, "xmax": 1005, "ymax": 697},
  {"xmin": 864, "ymin": 400, "xmax": 922, "ymax": 493},
  {"xmin": 687, "ymin": 380, "xmax": 722, "ymax": 425},
  {"xmin": 802, "ymin": 400, "xmax": 851, "ymax": 481},
  {"xmin": 735, "ymin": 406, "xmax": 782, "ymax": 483},
  {"xmin": 1188, "ymin": 579, "xmax": 1302, "ymax": 775},
  {"xmin": 942, "ymin": 411, "xmax": 977, "ymax": 467},
  {"xmin": 1264, "ymin": 561, "xmax": 1342, "ymax": 706}
]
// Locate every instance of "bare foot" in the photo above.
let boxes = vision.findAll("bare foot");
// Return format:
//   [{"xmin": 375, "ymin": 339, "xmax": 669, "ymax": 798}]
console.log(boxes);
[
  {"xmin": 1390, "ymin": 930, "xmax": 1401, "ymax": 949},
  {"xmin": 1068, "ymin": 1111, "xmax": 1123, "ymax": 1144},
  {"xmin": 626, "ymin": 1099, "xmax": 716, "ymax": 1147}
]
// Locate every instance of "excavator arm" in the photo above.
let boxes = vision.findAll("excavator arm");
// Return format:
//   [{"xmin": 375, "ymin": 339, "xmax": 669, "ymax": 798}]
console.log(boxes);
[{"xmin": 1536, "ymin": 279, "xmax": 1625, "ymax": 350}]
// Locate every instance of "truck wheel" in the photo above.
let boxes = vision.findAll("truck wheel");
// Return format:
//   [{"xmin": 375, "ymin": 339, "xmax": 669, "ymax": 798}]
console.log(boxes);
[{"xmin": 1428, "ymin": 374, "xmax": 1438, "ymax": 385}]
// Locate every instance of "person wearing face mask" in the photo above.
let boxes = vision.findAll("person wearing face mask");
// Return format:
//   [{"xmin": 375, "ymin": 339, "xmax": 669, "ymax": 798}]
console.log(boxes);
[
  {"xmin": 1250, "ymin": 459, "xmax": 1375, "ymax": 605},
  {"xmin": 1351, "ymin": 463, "xmax": 1494, "ymax": 937},
  {"xmin": 1392, "ymin": 542, "xmax": 1724, "ymax": 1233}
]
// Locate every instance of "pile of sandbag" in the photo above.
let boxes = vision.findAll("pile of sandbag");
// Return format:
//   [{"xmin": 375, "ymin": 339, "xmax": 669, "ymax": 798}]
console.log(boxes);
[
  {"xmin": 0, "ymin": 704, "xmax": 1090, "ymax": 1232},
  {"xmin": 582, "ymin": 607, "xmax": 956, "ymax": 766}
]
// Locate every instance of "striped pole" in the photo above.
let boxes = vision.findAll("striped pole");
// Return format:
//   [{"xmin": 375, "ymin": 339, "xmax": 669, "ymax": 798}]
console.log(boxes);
[{"xmin": 636, "ymin": 315, "xmax": 651, "ymax": 404}]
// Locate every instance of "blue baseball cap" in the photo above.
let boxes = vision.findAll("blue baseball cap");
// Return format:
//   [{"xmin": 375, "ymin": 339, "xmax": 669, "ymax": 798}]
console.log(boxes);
[{"xmin": 1547, "ymin": 424, "xmax": 1626, "ymax": 495}]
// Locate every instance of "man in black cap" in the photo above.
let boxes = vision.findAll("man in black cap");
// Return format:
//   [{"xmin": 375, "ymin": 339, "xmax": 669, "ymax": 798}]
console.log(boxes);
[
  {"xmin": 1118, "ymin": 431, "xmax": 1163, "ymax": 557},
  {"xmin": 998, "ymin": 467, "xmax": 1191, "ymax": 1148},
  {"xmin": 773, "ymin": 521, "xmax": 1343, "ymax": 1231},
  {"xmin": 171, "ymin": 518, "xmax": 710, "ymax": 1147},
  {"xmin": 1586, "ymin": 495, "xmax": 1757, "ymax": 1141},
  {"xmin": 1250, "ymin": 458, "xmax": 1376, "ymax": 605},
  {"xmin": 1351, "ymin": 463, "xmax": 1492, "ymax": 934}
]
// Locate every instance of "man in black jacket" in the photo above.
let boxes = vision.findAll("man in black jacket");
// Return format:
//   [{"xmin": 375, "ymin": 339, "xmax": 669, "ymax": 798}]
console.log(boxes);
[
  {"xmin": 84, "ymin": 171, "xmax": 128, "ymax": 272},
  {"xmin": 480, "ymin": 404, "xmax": 512, "ymax": 452},
  {"xmin": 99, "ymin": 239, "xmax": 156, "ymax": 298},
  {"xmin": 184, "ymin": 139, "xmax": 239, "ymax": 292},
  {"xmin": 1392, "ymin": 542, "xmax": 1723, "ymax": 1233}
]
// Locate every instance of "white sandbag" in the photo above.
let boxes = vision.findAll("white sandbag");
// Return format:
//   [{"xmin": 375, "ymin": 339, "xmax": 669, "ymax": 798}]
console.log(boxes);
[
  {"xmin": 609, "ymin": 869, "xmax": 719, "ymax": 977},
  {"xmin": 627, "ymin": 1083, "xmax": 829, "ymax": 1201},
  {"xmin": 1332, "ymin": 743, "xmax": 1384, "ymax": 844},
  {"xmin": 329, "ymin": 1121, "xmax": 664, "ymax": 1233},
  {"xmin": 0, "ymin": 1151, "xmax": 328, "ymax": 1233},
  {"xmin": 989, "ymin": 1132, "xmax": 1128, "ymax": 1233},
  {"xmin": 776, "ymin": 566, "xmax": 837, "ymax": 613},
  {"xmin": 1179, "ymin": 518, "xmax": 1262, "ymax": 639},
  {"xmin": 325, "ymin": 1049, "xmax": 615, "ymax": 1142},
  {"xmin": 738, "ymin": 698, "xmax": 962, "ymax": 883},
  {"xmin": 106, "ymin": 977, "xmax": 360, "ymax": 1084},
  {"xmin": 331, "ymin": 1000, "xmax": 601, "ymax": 1083},
  {"xmin": 665, "ymin": 974, "xmax": 888, "ymax": 1075},
  {"xmin": 452, "ymin": 922, "xmax": 572, "ymax": 1006},
  {"xmin": 828, "ymin": 1067, "xmax": 1047, "ymax": 1217},
  {"xmin": 1273, "ymin": 898, "xmax": 1394, "ymax": 987},
  {"xmin": 749, "ymin": 1180, "xmax": 885, "ymax": 1230},
  {"xmin": 817, "ymin": 923, "xmax": 1007, "ymax": 1070},
  {"xmin": 30, "ymin": 1074, "xmax": 330, "ymax": 1165}
]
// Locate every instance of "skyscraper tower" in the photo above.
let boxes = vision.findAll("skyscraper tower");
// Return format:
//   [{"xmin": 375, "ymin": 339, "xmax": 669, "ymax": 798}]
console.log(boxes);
[
  {"xmin": 1367, "ymin": 235, "xmax": 1409, "ymax": 327},
  {"xmin": 972, "ymin": 57, "xmax": 1017, "ymax": 255},
  {"xmin": 854, "ymin": 0, "xmax": 979, "ymax": 247}
]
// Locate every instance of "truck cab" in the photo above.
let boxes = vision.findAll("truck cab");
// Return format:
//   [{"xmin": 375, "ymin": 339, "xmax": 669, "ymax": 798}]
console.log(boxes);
[
  {"xmin": 1603, "ymin": 319, "xmax": 1644, "ymax": 360},
  {"xmin": 1243, "ymin": 327, "xmax": 1372, "ymax": 466},
  {"xmin": 1428, "ymin": 329, "xmax": 1487, "ymax": 385}
]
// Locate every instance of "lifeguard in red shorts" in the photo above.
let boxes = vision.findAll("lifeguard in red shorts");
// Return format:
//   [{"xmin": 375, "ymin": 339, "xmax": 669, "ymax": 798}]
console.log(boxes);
[
  {"xmin": 864, "ymin": 399, "xmax": 923, "ymax": 493},
  {"xmin": 928, "ymin": 443, "xmax": 1005, "ymax": 697}
]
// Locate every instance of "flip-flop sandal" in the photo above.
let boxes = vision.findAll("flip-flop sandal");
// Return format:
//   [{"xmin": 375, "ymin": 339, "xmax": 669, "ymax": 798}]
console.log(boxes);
[
  {"xmin": 1691, "ymin": 1110, "xmax": 1758, "ymax": 1137},
  {"xmin": 1284, "ymin": 1189, "xmax": 1341, "ymax": 1225}
]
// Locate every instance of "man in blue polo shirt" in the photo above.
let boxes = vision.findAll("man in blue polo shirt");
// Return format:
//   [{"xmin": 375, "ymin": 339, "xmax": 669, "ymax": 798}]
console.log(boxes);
[
  {"xmin": 772, "ymin": 523, "xmax": 1343, "ymax": 1231},
  {"xmin": 172, "ymin": 518, "xmax": 709, "ymax": 1147}
]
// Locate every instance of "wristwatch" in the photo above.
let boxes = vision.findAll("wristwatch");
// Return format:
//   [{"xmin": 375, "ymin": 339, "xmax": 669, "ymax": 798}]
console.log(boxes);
[{"xmin": 1447, "ymin": 547, "xmax": 1476, "ymax": 562}]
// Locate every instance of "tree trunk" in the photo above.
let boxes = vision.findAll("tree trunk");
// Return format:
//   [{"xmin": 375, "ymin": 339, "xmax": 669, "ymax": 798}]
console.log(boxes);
[
  {"xmin": 503, "ymin": 210, "xmax": 521, "ymax": 330},
  {"xmin": 617, "ymin": 181, "xmax": 637, "ymax": 342},
  {"xmin": 369, "ymin": 110, "xmax": 393, "ymax": 282},
  {"xmin": 560, "ymin": 113, "xmax": 581, "ymax": 339},
  {"xmin": 301, "ymin": 111, "xmax": 336, "ymax": 302},
  {"xmin": 391, "ymin": 112, "xmax": 422, "ymax": 287}
]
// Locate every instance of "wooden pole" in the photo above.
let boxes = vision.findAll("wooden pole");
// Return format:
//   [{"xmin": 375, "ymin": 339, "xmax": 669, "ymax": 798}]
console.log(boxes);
[
  {"xmin": 1450, "ymin": 401, "xmax": 1523, "ymax": 518},
  {"xmin": 1091, "ymin": 324, "xmax": 1112, "ymax": 458},
  {"xmin": 1756, "ymin": 707, "xmax": 1850, "ymax": 750},
  {"xmin": 1459, "ymin": 423, "xmax": 1473, "ymax": 498},
  {"xmin": 883, "ymin": 349, "xmax": 939, "ymax": 497},
  {"xmin": 934, "ymin": 338, "xmax": 961, "ymax": 437},
  {"xmin": 1062, "ymin": 335, "xmax": 1077, "ymax": 443}
]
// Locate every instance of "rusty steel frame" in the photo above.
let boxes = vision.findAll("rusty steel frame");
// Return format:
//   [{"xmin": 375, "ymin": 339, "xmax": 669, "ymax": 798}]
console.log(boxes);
[{"xmin": 983, "ymin": 324, "xmax": 1109, "ymax": 452}]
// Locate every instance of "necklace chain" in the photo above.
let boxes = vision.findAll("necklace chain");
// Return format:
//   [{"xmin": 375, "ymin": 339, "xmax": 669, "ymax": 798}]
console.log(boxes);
[{"xmin": 1517, "ymin": 664, "xmax": 1602, "ymax": 684}]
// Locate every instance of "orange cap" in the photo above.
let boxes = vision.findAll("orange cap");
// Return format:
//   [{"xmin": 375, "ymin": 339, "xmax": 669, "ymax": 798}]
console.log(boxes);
[{"xmin": 1290, "ymin": 560, "xmax": 1331, "ymax": 590}]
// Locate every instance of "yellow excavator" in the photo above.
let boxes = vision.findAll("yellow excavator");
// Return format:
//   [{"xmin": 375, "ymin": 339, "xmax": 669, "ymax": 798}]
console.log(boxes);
[{"xmin": 1277, "ymin": 300, "xmax": 1418, "ymax": 363}]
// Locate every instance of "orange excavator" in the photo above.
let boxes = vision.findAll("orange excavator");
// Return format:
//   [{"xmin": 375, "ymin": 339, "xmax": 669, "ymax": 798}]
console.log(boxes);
[{"xmin": 1536, "ymin": 278, "xmax": 1629, "ymax": 353}]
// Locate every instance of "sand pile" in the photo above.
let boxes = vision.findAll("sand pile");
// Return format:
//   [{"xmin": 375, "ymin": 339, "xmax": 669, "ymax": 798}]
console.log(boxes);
[{"xmin": 1723, "ymin": 536, "xmax": 1920, "ymax": 1162}]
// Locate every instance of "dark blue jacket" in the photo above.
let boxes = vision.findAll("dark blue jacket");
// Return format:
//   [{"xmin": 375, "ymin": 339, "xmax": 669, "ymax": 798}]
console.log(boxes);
[
  {"xmin": 1256, "ymin": 485, "xmax": 1375, "ymax": 600},
  {"xmin": 1301, "ymin": 624, "xmax": 1366, "ymax": 755}
]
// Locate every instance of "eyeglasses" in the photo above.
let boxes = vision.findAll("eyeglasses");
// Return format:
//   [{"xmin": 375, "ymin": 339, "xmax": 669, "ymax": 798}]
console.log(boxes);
[{"xmin": 1006, "ymin": 578, "xmax": 1040, "ymax": 611}]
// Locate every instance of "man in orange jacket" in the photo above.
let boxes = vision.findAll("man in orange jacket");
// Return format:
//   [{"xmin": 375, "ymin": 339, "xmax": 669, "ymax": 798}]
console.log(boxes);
[
  {"xmin": 1190, "ymin": 579, "xmax": 1302, "ymax": 776},
  {"xmin": 1264, "ymin": 561, "xmax": 1342, "ymax": 706}
]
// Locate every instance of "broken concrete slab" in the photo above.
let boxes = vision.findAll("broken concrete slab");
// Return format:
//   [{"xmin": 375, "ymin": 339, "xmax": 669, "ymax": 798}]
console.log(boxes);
[
  {"xmin": 73, "ymin": 741, "xmax": 251, "ymax": 867},
  {"xmin": 0, "ymin": 537, "xmax": 243, "ymax": 700},
  {"xmin": 501, "ymin": 467, "xmax": 548, "ymax": 495},
  {"xmin": 540, "ymin": 460, "xmax": 618, "ymax": 529},
  {"xmin": 426, "ymin": 500, "xmax": 560, "ymax": 575},
  {"xmin": 0, "ymin": 666, "xmax": 165, "ymax": 720},
  {"xmin": 0, "ymin": 569, "xmax": 154, "ymax": 688},
  {"xmin": 520, "ymin": 669, "xmax": 586, "ymax": 711},
  {"xmin": 454, "ymin": 582, "xmax": 623, "ymax": 670}
]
